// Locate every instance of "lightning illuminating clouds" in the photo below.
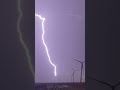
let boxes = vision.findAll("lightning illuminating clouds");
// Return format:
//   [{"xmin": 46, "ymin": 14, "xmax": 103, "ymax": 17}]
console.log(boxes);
[{"xmin": 35, "ymin": 13, "xmax": 57, "ymax": 76}]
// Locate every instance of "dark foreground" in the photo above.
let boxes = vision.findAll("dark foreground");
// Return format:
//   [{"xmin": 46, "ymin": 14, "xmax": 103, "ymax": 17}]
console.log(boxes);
[{"xmin": 35, "ymin": 83, "xmax": 85, "ymax": 90}]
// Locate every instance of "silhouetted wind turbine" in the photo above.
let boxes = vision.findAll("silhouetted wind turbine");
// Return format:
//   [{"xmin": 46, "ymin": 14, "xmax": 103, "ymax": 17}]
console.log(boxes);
[
  {"xmin": 73, "ymin": 58, "xmax": 85, "ymax": 82},
  {"xmin": 88, "ymin": 76, "xmax": 120, "ymax": 90},
  {"xmin": 71, "ymin": 68, "xmax": 79, "ymax": 83}
]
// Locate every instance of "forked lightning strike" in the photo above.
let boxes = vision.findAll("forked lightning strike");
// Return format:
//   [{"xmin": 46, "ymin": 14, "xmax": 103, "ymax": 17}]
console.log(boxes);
[{"xmin": 35, "ymin": 14, "xmax": 57, "ymax": 76}]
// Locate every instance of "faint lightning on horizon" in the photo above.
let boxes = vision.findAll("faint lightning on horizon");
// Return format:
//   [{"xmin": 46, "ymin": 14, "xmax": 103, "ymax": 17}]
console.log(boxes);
[
  {"xmin": 17, "ymin": 0, "xmax": 34, "ymax": 78},
  {"xmin": 35, "ymin": 13, "xmax": 57, "ymax": 76}
]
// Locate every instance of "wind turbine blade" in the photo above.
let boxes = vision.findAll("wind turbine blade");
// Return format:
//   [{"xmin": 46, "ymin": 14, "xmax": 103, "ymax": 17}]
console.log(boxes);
[
  {"xmin": 114, "ymin": 81, "xmax": 120, "ymax": 87},
  {"xmin": 87, "ymin": 76, "xmax": 113, "ymax": 87},
  {"xmin": 73, "ymin": 58, "xmax": 82, "ymax": 63}
]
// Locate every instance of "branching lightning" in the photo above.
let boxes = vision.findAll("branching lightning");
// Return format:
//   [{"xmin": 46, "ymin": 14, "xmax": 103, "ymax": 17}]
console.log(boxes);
[
  {"xmin": 35, "ymin": 14, "xmax": 57, "ymax": 76},
  {"xmin": 17, "ymin": 0, "xmax": 34, "ymax": 77}
]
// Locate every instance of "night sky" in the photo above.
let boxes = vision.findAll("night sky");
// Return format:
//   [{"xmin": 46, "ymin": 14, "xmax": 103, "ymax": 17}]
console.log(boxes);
[{"xmin": 35, "ymin": 0, "xmax": 85, "ymax": 83}]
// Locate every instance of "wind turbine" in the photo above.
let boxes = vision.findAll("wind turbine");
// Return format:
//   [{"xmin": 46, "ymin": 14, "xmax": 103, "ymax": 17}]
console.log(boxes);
[
  {"xmin": 71, "ymin": 68, "xmax": 79, "ymax": 83},
  {"xmin": 73, "ymin": 58, "xmax": 85, "ymax": 82},
  {"xmin": 88, "ymin": 76, "xmax": 120, "ymax": 90}
]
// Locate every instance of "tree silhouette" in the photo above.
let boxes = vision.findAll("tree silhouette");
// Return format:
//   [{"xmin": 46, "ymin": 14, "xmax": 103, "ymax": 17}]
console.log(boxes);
[{"xmin": 88, "ymin": 76, "xmax": 120, "ymax": 90}]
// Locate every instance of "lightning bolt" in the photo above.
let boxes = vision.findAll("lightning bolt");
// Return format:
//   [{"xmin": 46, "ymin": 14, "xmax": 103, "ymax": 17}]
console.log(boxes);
[
  {"xmin": 35, "ymin": 13, "xmax": 57, "ymax": 76},
  {"xmin": 17, "ymin": 0, "xmax": 34, "ymax": 77}
]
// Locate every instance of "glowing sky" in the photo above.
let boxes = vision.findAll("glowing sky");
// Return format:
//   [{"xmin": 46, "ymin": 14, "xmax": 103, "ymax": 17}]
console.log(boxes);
[{"xmin": 35, "ymin": 0, "xmax": 85, "ymax": 83}]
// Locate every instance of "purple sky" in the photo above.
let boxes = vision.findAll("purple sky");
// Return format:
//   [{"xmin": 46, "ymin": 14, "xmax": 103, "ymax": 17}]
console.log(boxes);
[{"xmin": 35, "ymin": 0, "xmax": 85, "ymax": 83}]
